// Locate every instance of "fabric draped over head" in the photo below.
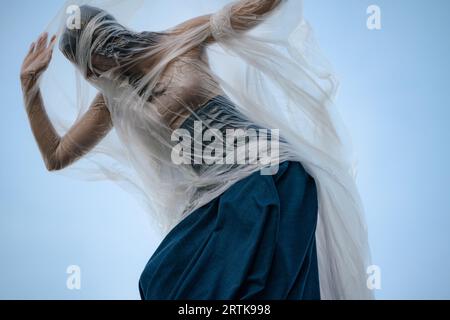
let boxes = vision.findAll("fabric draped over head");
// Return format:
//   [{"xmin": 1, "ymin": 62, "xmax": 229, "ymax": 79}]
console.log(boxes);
[{"xmin": 41, "ymin": 0, "xmax": 374, "ymax": 300}]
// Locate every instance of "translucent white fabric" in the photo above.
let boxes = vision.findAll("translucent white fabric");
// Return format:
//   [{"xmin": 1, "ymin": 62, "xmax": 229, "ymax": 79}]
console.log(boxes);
[{"xmin": 41, "ymin": 0, "xmax": 374, "ymax": 299}]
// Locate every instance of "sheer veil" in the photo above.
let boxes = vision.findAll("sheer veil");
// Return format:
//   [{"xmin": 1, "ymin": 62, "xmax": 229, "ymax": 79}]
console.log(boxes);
[{"xmin": 40, "ymin": 0, "xmax": 374, "ymax": 299}]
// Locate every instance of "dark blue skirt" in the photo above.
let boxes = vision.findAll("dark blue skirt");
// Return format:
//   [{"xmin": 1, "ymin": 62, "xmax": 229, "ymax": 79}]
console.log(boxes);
[{"xmin": 139, "ymin": 161, "xmax": 321, "ymax": 300}]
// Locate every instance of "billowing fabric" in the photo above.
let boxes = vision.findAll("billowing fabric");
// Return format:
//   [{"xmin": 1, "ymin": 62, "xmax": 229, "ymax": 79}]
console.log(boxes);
[
  {"xmin": 139, "ymin": 161, "xmax": 320, "ymax": 300},
  {"xmin": 42, "ymin": 0, "xmax": 374, "ymax": 299}
]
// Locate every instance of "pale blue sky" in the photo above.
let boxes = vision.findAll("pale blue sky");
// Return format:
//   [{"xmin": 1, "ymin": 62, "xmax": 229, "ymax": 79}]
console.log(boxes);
[{"xmin": 1, "ymin": 0, "xmax": 449, "ymax": 299}]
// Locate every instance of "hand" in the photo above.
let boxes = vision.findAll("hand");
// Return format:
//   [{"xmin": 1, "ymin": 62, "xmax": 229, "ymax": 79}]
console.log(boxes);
[{"xmin": 20, "ymin": 33, "xmax": 56, "ymax": 92}]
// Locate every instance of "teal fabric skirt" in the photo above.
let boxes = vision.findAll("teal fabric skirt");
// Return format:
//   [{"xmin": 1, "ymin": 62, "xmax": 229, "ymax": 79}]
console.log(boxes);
[{"xmin": 139, "ymin": 161, "xmax": 320, "ymax": 300}]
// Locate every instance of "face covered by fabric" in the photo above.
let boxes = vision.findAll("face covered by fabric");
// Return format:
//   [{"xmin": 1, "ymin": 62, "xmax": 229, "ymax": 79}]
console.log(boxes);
[{"xmin": 59, "ymin": 5, "xmax": 160, "ymax": 81}]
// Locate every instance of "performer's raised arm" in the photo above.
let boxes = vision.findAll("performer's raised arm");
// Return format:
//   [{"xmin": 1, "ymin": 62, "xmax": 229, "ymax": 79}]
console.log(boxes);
[
  {"xmin": 228, "ymin": 0, "xmax": 283, "ymax": 32},
  {"xmin": 20, "ymin": 33, "xmax": 113, "ymax": 172},
  {"xmin": 169, "ymin": 0, "xmax": 283, "ymax": 43}
]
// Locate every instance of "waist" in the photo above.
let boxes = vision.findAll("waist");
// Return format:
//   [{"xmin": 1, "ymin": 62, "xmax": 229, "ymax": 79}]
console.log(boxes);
[
  {"xmin": 179, "ymin": 95, "xmax": 240, "ymax": 132},
  {"xmin": 176, "ymin": 95, "xmax": 281, "ymax": 174}
]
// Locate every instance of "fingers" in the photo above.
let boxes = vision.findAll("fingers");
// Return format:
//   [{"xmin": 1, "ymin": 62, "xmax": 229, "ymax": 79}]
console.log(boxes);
[
  {"xmin": 46, "ymin": 35, "xmax": 57, "ymax": 61},
  {"xmin": 36, "ymin": 32, "xmax": 48, "ymax": 52},
  {"xmin": 34, "ymin": 32, "xmax": 57, "ymax": 55},
  {"xmin": 48, "ymin": 35, "xmax": 57, "ymax": 50},
  {"xmin": 28, "ymin": 42, "xmax": 36, "ymax": 55}
]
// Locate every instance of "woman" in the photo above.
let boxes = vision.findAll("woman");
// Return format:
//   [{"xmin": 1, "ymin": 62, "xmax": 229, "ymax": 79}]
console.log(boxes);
[{"xmin": 20, "ymin": 0, "xmax": 373, "ymax": 300}]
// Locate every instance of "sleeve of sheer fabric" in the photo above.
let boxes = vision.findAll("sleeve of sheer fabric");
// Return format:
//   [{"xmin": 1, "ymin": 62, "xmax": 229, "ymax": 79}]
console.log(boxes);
[
  {"xmin": 228, "ymin": 0, "xmax": 284, "ymax": 32},
  {"xmin": 25, "ymin": 91, "xmax": 112, "ymax": 171},
  {"xmin": 50, "ymin": 94, "xmax": 113, "ymax": 171},
  {"xmin": 169, "ymin": 0, "xmax": 283, "ymax": 42}
]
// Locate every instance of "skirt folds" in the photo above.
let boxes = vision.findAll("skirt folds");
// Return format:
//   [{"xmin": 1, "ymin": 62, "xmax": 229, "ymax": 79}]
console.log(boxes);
[{"xmin": 139, "ymin": 161, "xmax": 320, "ymax": 300}]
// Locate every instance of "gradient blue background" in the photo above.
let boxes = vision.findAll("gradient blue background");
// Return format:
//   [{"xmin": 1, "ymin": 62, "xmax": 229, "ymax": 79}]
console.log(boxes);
[{"xmin": 1, "ymin": 0, "xmax": 449, "ymax": 299}]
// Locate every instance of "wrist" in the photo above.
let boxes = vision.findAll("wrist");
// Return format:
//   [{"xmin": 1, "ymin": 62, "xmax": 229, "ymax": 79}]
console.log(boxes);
[{"xmin": 20, "ymin": 72, "xmax": 39, "ymax": 93}]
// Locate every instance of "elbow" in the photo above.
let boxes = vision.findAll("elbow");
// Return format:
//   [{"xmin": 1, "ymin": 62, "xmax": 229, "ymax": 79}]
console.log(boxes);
[
  {"xmin": 45, "ymin": 162, "xmax": 62, "ymax": 172},
  {"xmin": 44, "ymin": 145, "xmax": 74, "ymax": 172},
  {"xmin": 44, "ymin": 158, "xmax": 65, "ymax": 172},
  {"xmin": 46, "ymin": 166, "xmax": 61, "ymax": 173}
]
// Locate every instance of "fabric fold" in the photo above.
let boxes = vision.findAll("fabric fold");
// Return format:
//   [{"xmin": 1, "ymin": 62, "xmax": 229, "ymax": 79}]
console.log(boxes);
[{"xmin": 139, "ymin": 161, "xmax": 320, "ymax": 300}]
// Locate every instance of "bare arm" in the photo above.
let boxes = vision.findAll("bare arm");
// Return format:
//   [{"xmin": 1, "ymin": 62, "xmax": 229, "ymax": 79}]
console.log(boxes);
[
  {"xmin": 21, "ymin": 33, "xmax": 112, "ymax": 172},
  {"xmin": 170, "ymin": 0, "xmax": 283, "ymax": 43}
]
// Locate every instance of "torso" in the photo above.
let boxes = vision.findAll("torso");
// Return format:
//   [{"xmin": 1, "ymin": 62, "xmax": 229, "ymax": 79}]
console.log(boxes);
[{"xmin": 146, "ymin": 44, "xmax": 225, "ymax": 130}]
